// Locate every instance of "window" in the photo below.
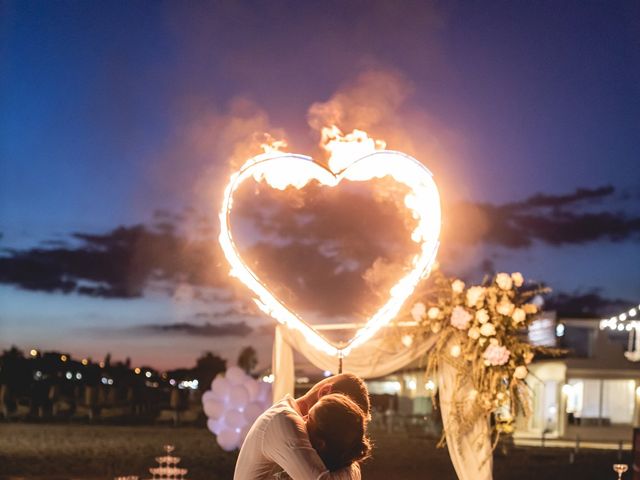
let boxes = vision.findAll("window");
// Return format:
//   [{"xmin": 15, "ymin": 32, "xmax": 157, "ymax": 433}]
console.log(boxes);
[
  {"xmin": 602, "ymin": 380, "xmax": 636, "ymax": 424},
  {"xmin": 565, "ymin": 378, "xmax": 636, "ymax": 425}
]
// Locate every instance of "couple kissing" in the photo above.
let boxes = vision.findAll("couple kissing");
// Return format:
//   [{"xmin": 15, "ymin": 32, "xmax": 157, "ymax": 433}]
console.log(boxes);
[{"xmin": 234, "ymin": 373, "xmax": 371, "ymax": 479}]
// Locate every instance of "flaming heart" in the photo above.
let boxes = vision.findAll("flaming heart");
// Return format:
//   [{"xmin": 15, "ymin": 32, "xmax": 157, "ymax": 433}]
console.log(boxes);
[{"xmin": 219, "ymin": 150, "xmax": 440, "ymax": 357}]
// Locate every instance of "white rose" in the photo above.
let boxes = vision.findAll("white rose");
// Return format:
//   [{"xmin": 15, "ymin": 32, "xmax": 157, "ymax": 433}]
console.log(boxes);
[
  {"xmin": 511, "ymin": 272, "xmax": 524, "ymax": 287},
  {"xmin": 480, "ymin": 322, "xmax": 496, "ymax": 337},
  {"xmin": 514, "ymin": 366, "xmax": 528, "ymax": 379},
  {"xmin": 411, "ymin": 302, "xmax": 426, "ymax": 322},
  {"xmin": 512, "ymin": 307, "xmax": 526, "ymax": 324},
  {"xmin": 427, "ymin": 307, "xmax": 440, "ymax": 319},
  {"xmin": 452, "ymin": 279, "xmax": 465, "ymax": 294},
  {"xmin": 450, "ymin": 345, "xmax": 461, "ymax": 358},
  {"xmin": 468, "ymin": 327, "xmax": 480, "ymax": 340},
  {"xmin": 476, "ymin": 308, "xmax": 490, "ymax": 324},
  {"xmin": 466, "ymin": 286, "xmax": 486, "ymax": 308},
  {"xmin": 497, "ymin": 297, "xmax": 515, "ymax": 316},
  {"xmin": 496, "ymin": 273, "xmax": 513, "ymax": 290}
]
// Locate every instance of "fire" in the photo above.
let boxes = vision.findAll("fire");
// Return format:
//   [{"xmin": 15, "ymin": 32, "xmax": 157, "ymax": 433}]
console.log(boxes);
[
  {"xmin": 219, "ymin": 127, "xmax": 441, "ymax": 357},
  {"xmin": 260, "ymin": 133, "xmax": 288, "ymax": 154},
  {"xmin": 320, "ymin": 125, "xmax": 386, "ymax": 172}
]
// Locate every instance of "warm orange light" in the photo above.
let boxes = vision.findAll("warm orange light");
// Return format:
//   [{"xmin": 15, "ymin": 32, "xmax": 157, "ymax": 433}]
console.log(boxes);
[
  {"xmin": 30, "ymin": 349, "xmax": 38, "ymax": 357},
  {"xmin": 134, "ymin": 367, "xmax": 141, "ymax": 375},
  {"xmin": 219, "ymin": 127, "xmax": 441, "ymax": 357},
  {"xmin": 60, "ymin": 355, "xmax": 68, "ymax": 362},
  {"xmin": 81, "ymin": 359, "xmax": 88, "ymax": 366}
]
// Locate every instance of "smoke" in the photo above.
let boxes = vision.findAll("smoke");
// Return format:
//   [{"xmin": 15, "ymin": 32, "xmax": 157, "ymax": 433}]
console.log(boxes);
[
  {"xmin": 303, "ymin": 68, "xmax": 462, "ymax": 295},
  {"xmin": 304, "ymin": 69, "xmax": 461, "ymax": 171},
  {"xmin": 151, "ymin": 97, "xmax": 288, "ymax": 234},
  {"xmin": 307, "ymin": 69, "xmax": 413, "ymax": 137}
]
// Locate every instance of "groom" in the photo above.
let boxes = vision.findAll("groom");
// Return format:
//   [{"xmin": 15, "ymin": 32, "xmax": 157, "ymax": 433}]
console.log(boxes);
[{"xmin": 234, "ymin": 373, "xmax": 371, "ymax": 479}]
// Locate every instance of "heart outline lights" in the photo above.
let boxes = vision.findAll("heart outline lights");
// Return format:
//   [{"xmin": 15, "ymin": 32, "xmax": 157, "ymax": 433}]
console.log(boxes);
[{"xmin": 218, "ymin": 150, "xmax": 441, "ymax": 357}]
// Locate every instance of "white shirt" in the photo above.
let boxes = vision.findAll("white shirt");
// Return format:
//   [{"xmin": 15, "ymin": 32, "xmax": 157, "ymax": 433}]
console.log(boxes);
[{"xmin": 233, "ymin": 395, "xmax": 361, "ymax": 480}]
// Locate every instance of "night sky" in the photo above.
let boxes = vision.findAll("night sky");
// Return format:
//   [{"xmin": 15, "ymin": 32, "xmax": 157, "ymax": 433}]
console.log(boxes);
[{"xmin": 1, "ymin": 1, "xmax": 639, "ymax": 371}]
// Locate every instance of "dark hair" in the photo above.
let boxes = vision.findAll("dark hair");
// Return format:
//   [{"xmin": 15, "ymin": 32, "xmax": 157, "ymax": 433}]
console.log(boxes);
[
  {"xmin": 330, "ymin": 373, "xmax": 371, "ymax": 418},
  {"xmin": 308, "ymin": 393, "xmax": 372, "ymax": 472}
]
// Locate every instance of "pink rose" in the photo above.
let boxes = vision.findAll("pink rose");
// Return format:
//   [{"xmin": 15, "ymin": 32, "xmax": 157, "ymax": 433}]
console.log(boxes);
[
  {"xmin": 450, "ymin": 306, "xmax": 472, "ymax": 330},
  {"xmin": 483, "ymin": 344, "xmax": 510, "ymax": 366}
]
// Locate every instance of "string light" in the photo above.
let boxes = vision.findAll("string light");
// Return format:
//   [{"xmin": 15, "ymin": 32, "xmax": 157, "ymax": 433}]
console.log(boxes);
[
  {"xmin": 597, "ymin": 303, "xmax": 640, "ymax": 362},
  {"xmin": 219, "ymin": 148, "xmax": 441, "ymax": 358},
  {"xmin": 599, "ymin": 303, "xmax": 640, "ymax": 331}
]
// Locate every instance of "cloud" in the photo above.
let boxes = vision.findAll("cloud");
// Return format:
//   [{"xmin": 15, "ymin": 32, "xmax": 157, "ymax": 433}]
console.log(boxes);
[
  {"xmin": 139, "ymin": 321, "xmax": 252, "ymax": 337},
  {"xmin": 545, "ymin": 289, "xmax": 634, "ymax": 318},
  {"xmin": 0, "ymin": 184, "xmax": 638, "ymax": 319},
  {"xmin": 444, "ymin": 185, "xmax": 640, "ymax": 249},
  {"xmin": 194, "ymin": 308, "xmax": 259, "ymax": 321},
  {"xmin": 0, "ymin": 224, "xmax": 222, "ymax": 298}
]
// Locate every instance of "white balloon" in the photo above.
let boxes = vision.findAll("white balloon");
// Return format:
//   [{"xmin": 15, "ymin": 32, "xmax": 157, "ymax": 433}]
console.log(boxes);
[
  {"xmin": 243, "ymin": 401, "xmax": 265, "ymax": 423},
  {"xmin": 244, "ymin": 378, "xmax": 260, "ymax": 400},
  {"xmin": 203, "ymin": 399, "xmax": 225, "ymax": 420},
  {"xmin": 224, "ymin": 410, "xmax": 247, "ymax": 428},
  {"xmin": 229, "ymin": 384, "xmax": 250, "ymax": 406},
  {"xmin": 207, "ymin": 418, "xmax": 226, "ymax": 436},
  {"xmin": 239, "ymin": 423, "xmax": 252, "ymax": 445},
  {"xmin": 226, "ymin": 366, "xmax": 246, "ymax": 385},
  {"xmin": 217, "ymin": 428, "xmax": 241, "ymax": 451},
  {"xmin": 257, "ymin": 381, "xmax": 272, "ymax": 402},
  {"xmin": 211, "ymin": 376, "xmax": 231, "ymax": 401},
  {"xmin": 210, "ymin": 374, "xmax": 223, "ymax": 390},
  {"xmin": 201, "ymin": 390, "xmax": 216, "ymax": 404},
  {"xmin": 224, "ymin": 409, "xmax": 247, "ymax": 429}
]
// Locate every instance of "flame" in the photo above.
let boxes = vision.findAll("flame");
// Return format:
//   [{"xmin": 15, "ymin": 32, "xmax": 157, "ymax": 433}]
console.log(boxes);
[
  {"xmin": 320, "ymin": 126, "xmax": 386, "ymax": 173},
  {"xmin": 219, "ymin": 128, "xmax": 441, "ymax": 358},
  {"xmin": 260, "ymin": 133, "xmax": 288, "ymax": 155}
]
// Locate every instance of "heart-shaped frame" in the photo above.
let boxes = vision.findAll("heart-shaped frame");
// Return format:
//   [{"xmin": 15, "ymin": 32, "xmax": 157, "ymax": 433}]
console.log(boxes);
[{"xmin": 219, "ymin": 150, "xmax": 441, "ymax": 357}]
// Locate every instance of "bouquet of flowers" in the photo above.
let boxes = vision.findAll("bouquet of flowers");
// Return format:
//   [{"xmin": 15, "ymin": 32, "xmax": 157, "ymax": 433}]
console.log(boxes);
[{"xmin": 406, "ymin": 270, "xmax": 556, "ymax": 443}]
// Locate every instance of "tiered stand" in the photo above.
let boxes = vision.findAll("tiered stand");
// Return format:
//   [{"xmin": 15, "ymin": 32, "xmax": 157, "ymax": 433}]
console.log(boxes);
[{"xmin": 146, "ymin": 445, "xmax": 188, "ymax": 480}]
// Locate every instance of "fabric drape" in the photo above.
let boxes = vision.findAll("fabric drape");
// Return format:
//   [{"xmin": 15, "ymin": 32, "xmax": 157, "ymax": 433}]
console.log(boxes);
[{"xmin": 437, "ymin": 358, "xmax": 493, "ymax": 480}]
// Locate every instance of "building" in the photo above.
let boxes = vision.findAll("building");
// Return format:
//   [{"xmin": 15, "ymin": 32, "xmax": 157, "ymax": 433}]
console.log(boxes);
[
  {"xmin": 353, "ymin": 311, "xmax": 640, "ymax": 446},
  {"xmin": 515, "ymin": 314, "xmax": 640, "ymax": 447}
]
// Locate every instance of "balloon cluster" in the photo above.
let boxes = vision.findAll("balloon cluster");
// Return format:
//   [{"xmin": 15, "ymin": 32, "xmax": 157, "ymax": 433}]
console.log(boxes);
[{"xmin": 202, "ymin": 366, "xmax": 272, "ymax": 451}]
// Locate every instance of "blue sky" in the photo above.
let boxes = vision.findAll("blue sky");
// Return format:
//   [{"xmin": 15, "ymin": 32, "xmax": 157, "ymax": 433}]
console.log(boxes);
[{"xmin": 1, "ymin": 1, "xmax": 639, "ymax": 370}]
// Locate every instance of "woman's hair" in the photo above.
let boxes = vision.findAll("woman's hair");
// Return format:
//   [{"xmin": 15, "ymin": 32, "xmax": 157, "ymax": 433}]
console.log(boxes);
[
  {"xmin": 329, "ymin": 373, "xmax": 371, "ymax": 418},
  {"xmin": 307, "ymin": 393, "xmax": 372, "ymax": 471}
]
